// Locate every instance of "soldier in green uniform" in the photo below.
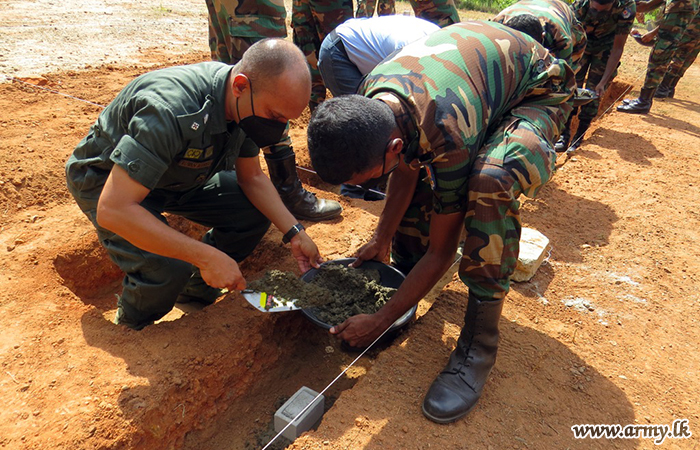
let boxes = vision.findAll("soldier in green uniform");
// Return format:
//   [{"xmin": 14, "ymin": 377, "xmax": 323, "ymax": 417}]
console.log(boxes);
[
  {"xmin": 493, "ymin": 0, "xmax": 588, "ymax": 74},
  {"xmin": 292, "ymin": 0, "xmax": 354, "ymax": 111},
  {"xmin": 207, "ymin": 0, "xmax": 342, "ymax": 222},
  {"xmin": 655, "ymin": 10, "xmax": 700, "ymax": 98},
  {"xmin": 355, "ymin": 0, "xmax": 395, "ymax": 18},
  {"xmin": 65, "ymin": 40, "xmax": 323, "ymax": 330},
  {"xmin": 408, "ymin": 0, "xmax": 461, "ymax": 27},
  {"xmin": 556, "ymin": 0, "xmax": 635, "ymax": 152},
  {"xmin": 307, "ymin": 21, "xmax": 575, "ymax": 423},
  {"xmin": 618, "ymin": 0, "xmax": 699, "ymax": 112}
]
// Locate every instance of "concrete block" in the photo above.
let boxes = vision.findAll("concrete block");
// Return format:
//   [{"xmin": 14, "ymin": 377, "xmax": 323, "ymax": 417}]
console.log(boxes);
[
  {"xmin": 512, "ymin": 227, "xmax": 550, "ymax": 282},
  {"xmin": 274, "ymin": 386, "xmax": 325, "ymax": 441}
]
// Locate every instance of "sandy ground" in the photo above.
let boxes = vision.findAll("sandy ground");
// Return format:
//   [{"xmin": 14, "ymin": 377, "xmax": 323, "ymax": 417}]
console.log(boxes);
[{"xmin": 1, "ymin": 0, "xmax": 699, "ymax": 449}]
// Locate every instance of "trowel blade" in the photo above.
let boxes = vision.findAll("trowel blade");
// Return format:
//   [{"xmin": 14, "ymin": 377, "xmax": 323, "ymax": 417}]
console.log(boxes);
[{"xmin": 241, "ymin": 290, "xmax": 301, "ymax": 312}]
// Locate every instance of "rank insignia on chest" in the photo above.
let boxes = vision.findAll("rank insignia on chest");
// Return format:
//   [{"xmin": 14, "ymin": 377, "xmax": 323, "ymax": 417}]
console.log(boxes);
[
  {"xmin": 184, "ymin": 148, "xmax": 203, "ymax": 159},
  {"xmin": 191, "ymin": 122, "xmax": 200, "ymax": 131}
]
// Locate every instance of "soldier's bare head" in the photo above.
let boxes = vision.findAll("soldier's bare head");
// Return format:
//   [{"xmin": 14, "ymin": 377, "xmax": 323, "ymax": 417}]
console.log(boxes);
[
  {"xmin": 228, "ymin": 39, "xmax": 311, "ymax": 123},
  {"xmin": 308, "ymin": 95, "xmax": 397, "ymax": 185},
  {"xmin": 505, "ymin": 14, "xmax": 545, "ymax": 44},
  {"xmin": 590, "ymin": 0, "xmax": 614, "ymax": 10}
]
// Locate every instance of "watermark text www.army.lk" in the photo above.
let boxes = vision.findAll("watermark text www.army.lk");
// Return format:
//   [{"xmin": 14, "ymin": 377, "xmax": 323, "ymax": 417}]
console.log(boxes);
[{"xmin": 571, "ymin": 419, "xmax": 692, "ymax": 445}]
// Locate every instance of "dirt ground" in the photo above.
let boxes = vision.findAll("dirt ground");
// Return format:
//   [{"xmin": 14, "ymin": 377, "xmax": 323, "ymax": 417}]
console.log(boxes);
[{"xmin": 1, "ymin": 0, "xmax": 699, "ymax": 449}]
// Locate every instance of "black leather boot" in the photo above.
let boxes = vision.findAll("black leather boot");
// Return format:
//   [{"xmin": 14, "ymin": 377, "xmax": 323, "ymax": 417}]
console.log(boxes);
[
  {"xmin": 422, "ymin": 295, "xmax": 504, "ymax": 423},
  {"xmin": 554, "ymin": 129, "xmax": 570, "ymax": 153},
  {"xmin": 566, "ymin": 119, "xmax": 590, "ymax": 153},
  {"xmin": 617, "ymin": 87, "xmax": 655, "ymax": 114},
  {"xmin": 266, "ymin": 153, "xmax": 342, "ymax": 222},
  {"xmin": 654, "ymin": 74, "xmax": 679, "ymax": 99}
]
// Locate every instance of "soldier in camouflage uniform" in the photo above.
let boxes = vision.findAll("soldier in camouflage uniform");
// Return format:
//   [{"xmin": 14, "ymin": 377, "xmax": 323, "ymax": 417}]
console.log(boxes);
[
  {"xmin": 618, "ymin": 0, "xmax": 699, "ymax": 112},
  {"xmin": 555, "ymin": 0, "xmax": 635, "ymax": 152},
  {"xmin": 207, "ymin": 0, "xmax": 342, "ymax": 222},
  {"xmin": 292, "ymin": 0, "xmax": 354, "ymax": 110},
  {"xmin": 656, "ymin": 10, "xmax": 700, "ymax": 97},
  {"xmin": 408, "ymin": 0, "xmax": 461, "ymax": 27},
  {"xmin": 206, "ymin": 0, "xmax": 287, "ymax": 64},
  {"xmin": 307, "ymin": 21, "xmax": 575, "ymax": 423},
  {"xmin": 355, "ymin": 0, "xmax": 395, "ymax": 18},
  {"xmin": 493, "ymin": 0, "xmax": 588, "ymax": 74}
]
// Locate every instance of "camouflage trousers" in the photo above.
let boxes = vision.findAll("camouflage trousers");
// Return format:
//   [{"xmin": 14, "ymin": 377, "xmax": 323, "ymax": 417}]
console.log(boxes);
[
  {"xmin": 663, "ymin": 11, "xmax": 700, "ymax": 84},
  {"xmin": 392, "ymin": 111, "xmax": 557, "ymax": 301},
  {"xmin": 575, "ymin": 44, "xmax": 617, "ymax": 123},
  {"xmin": 205, "ymin": 0, "xmax": 287, "ymax": 64},
  {"xmin": 355, "ymin": 0, "xmax": 395, "ymax": 17},
  {"xmin": 292, "ymin": 0, "xmax": 354, "ymax": 106},
  {"xmin": 407, "ymin": 0, "xmax": 460, "ymax": 27},
  {"xmin": 643, "ymin": 9, "xmax": 697, "ymax": 89}
]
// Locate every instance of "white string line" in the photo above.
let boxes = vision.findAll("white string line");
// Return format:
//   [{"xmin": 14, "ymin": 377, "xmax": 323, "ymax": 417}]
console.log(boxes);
[
  {"xmin": 260, "ymin": 322, "xmax": 394, "ymax": 450},
  {"xmin": 4, "ymin": 75, "xmax": 107, "ymax": 108},
  {"xmin": 261, "ymin": 254, "xmax": 462, "ymax": 450}
]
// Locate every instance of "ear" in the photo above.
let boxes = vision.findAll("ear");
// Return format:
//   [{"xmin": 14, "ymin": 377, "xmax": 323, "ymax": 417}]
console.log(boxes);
[
  {"xmin": 231, "ymin": 74, "xmax": 250, "ymax": 97},
  {"xmin": 387, "ymin": 137, "xmax": 404, "ymax": 156}
]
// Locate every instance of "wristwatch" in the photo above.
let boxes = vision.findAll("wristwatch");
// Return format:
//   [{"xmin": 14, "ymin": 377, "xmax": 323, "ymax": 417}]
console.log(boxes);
[{"xmin": 282, "ymin": 223, "xmax": 305, "ymax": 244}]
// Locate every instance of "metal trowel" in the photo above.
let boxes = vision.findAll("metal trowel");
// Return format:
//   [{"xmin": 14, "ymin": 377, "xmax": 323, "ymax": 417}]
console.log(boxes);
[{"xmin": 241, "ymin": 289, "xmax": 301, "ymax": 312}]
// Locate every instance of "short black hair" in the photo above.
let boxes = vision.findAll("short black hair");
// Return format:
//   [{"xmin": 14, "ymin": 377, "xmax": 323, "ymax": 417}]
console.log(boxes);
[
  {"xmin": 307, "ymin": 95, "xmax": 395, "ymax": 185},
  {"xmin": 505, "ymin": 14, "xmax": 544, "ymax": 44},
  {"xmin": 592, "ymin": 0, "xmax": 614, "ymax": 5}
]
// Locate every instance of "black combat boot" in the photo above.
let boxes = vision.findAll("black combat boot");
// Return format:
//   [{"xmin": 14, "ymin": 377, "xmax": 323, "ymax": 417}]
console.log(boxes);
[
  {"xmin": 554, "ymin": 128, "xmax": 571, "ymax": 153},
  {"xmin": 654, "ymin": 74, "xmax": 679, "ymax": 99},
  {"xmin": 617, "ymin": 87, "xmax": 656, "ymax": 114},
  {"xmin": 566, "ymin": 119, "xmax": 590, "ymax": 153},
  {"xmin": 266, "ymin": 153, "xmax": 342, "ymax": 222},
  {"xmin": 422, "ymin": 295, "xmax": 504, "ymax": 423}
]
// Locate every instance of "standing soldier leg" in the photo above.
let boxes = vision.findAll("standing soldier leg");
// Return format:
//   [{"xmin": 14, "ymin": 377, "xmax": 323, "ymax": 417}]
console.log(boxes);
[
  {"xmin": 355, "ymin": 0, "xmax": 371, "ymax": 17},
  {"xmin": 555, "ymin": 51, "xmax": 591, "ymax": 152},
  {"xmin": 568, "ymin": 48, "xmax": 610, "ymax": 152},
  {"xmin": 206, "ymin": 0, "xmax": 233, "ymax": 63},
  {"xmin": 408, "ymin": 0, "xmax": 460, "ymax": 27},
  {"xmin": 618, "ymin": 10, "xmax": 695, "ymax": 113},
  {"xmin": 422, "ymin": 112, "xmax": 557, "ymax": 423},
  {"xmin": 656, "ymin": 12, "xmax": 700, "ymax": 98}
]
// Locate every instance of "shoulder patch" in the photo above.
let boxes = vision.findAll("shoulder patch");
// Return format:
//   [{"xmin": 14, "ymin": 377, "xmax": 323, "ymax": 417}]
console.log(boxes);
[{"xmin": 621, "ymin": 7, "xmax": 633, "ymax": 19}]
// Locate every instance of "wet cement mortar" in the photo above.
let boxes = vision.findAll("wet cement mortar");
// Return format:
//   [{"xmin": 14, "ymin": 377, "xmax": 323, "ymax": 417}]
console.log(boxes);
[{"xmin": 248, "ymin": 264, "xmax": 397, "ymax": 325}]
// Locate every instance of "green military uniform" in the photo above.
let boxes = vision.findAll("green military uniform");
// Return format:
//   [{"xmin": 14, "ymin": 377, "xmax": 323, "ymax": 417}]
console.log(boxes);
[
  {"xmin": 359, "ymin": 21, "xmax": 575, "ymax": 300},
  {"xmin": 643, "ymin": 0, "xmax": 699, "ymax": 90},
  {"xmin": 292, "ymin": 0, "xmax": 354, "ymax": 108},
  {"xmin": 573, "ymin": 0, "xmax": 636, "ymax": 123},
  {"xmin": 66, "ymin": 62, "xmax": 270, "ymax": 328},
  {"xmin": 206, "ymin": 0, "xmax": 287, "ymax": 64},
  {"xmin": 408, "ymin": 0, "xmax": 460, "ymax": 27},
  {"xmin": 493, "ymin": 0, "xmax": 588, "ymax": 74},
  {"xmin": 659, "ymin": 9, "xmax": 700, "ymax": 94},
  {"xmin": 355, "ymin": 0, "xmax": 395, "ymax": 18}
]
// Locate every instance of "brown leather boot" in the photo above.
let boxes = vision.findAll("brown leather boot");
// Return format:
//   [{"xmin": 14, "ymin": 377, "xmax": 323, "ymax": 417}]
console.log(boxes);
[
  {"xmin": 266, "ymin": 153, "xmax": 342, "ymax": 222},
  {"xmin": 422, "ymin": 294, "xmax": 504, "ymax": 423}
]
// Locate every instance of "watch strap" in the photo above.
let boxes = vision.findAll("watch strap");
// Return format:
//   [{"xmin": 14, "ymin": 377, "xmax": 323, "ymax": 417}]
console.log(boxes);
[{"xmin": 282, "ymin": 223, "xmax": 305, "ymax": 244}]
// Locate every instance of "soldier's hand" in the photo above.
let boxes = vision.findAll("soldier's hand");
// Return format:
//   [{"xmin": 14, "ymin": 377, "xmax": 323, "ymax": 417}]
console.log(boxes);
[
  {"xmin": 199, "ymin": 249, "xmax": 247, "ymax": 292},
  {"xmin": 351, "ymin": 236, "xmax": 391, "ymax": 268},
  {"xmin": 330, "ymin": 313, "xmax": 384, "ymax": 348},
  {"xmin": 290, "ymin": 231, "xmax": 323, "ymax": 273},
  {"xmin": 594, "ymin": 83, "xmax": 606, "ymax": 98}
]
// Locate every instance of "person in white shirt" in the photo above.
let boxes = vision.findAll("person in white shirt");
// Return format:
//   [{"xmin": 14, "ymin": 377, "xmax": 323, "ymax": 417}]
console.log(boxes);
[{"xmin": 318, "ymin": 15, "xmax": 439, "ymax": 97}]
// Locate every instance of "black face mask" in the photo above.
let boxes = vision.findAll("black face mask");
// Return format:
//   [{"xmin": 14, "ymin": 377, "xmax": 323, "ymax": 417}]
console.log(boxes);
[{"xmin": 236, "ymin": 79, "xmax": 288, "ymax": 148}]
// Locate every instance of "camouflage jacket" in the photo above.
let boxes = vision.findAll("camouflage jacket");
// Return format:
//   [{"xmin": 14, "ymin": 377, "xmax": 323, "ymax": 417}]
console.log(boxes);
[
  {"xmin": 217, "ymin": 0, "xmax": 287, "ymax": 38},
  {"xmin": 493, "ymin": 0, "xmax": 587, "ymax": 72},
  {"xmin": 573, "ymin": 0, "xmax": 635, "ymax": 46},
  {"xmin": 359, "ymin": 21, "xmax": 574, "ymax": 213},
  {"xmin": 665, "ymin": 0, "xmax": 699, "ymax": 14}
]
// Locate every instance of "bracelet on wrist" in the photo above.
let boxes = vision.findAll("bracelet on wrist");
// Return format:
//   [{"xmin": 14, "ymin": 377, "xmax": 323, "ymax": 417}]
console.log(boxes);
[{"xmin": 282, "ymin": 223, "xmax": 305, "ymax": 244}]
